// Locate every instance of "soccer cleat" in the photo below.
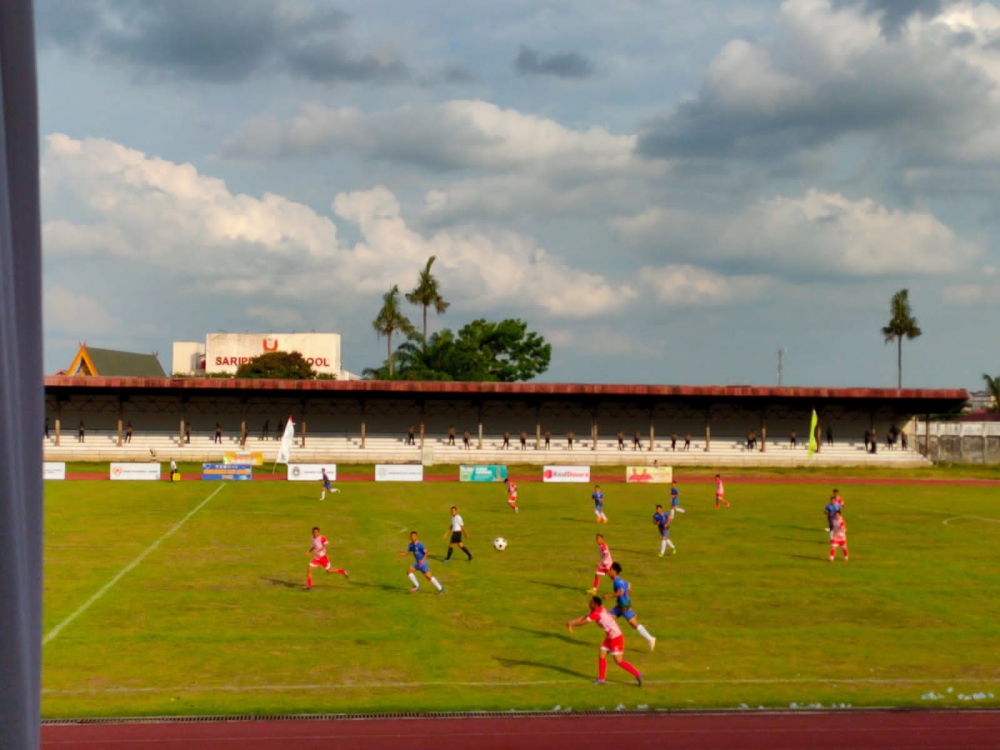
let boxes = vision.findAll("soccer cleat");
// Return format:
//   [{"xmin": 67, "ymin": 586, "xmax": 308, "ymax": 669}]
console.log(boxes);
[
  {"xmin": 587, "ymin": 588, "xmax": 598, "ymax": 595},
  {"xmin": 637, "ymin": 671, "xmax": 643, "ymax": 687},
  {"xmin": 844, "ymin": 557, "xmax": 849, "ymax": 562},
  {"xmin": 342, "ymin": 571, "xmax": 350, "ymax": 579},
  {"xmin": 438, "ymin": 587, "xmax": 445, "ymax": 595},
  {"xmin": 468, "ymin": 555, "xmax": 474, "ymax": 561},
  {"xmin": 442, "ymin": 558, "xmax": 451, "ymax": 563},
  {"xmin": 672, "ymin": 547, "xmax": 677, "ymax": 555},
  {"xmin": 410, "ymin": 586, "xmax": 420, "ymax": 592},
  {"xmin": 658, "ymin": 553, "xmax": 664, "ymax": 558},
  {"xmin": 649, "ymin": 637, "xmax": 656, "ymax": 652},
  {"xmin": 593, "ymin": 679, "xmax": 606, "ymax": 685}
]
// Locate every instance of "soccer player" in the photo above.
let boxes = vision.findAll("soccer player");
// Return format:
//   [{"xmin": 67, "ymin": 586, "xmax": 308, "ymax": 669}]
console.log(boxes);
[
  {"xmin": 588, "ymin": 533, "xmax": 614, "ymax": 594},
  {"xmin": 670, "ymin": 480, "xmax": 685, "ymax": 516},
  {"xmin": 592, "ymin": 484, "xmax": 608, "ymax": 523},
  {"xmin": 653, "ymin": 504, "xmax": 676, "ymax": 556},
  {"xmin": 828, "ymin": 511, "xmax": 848, "ymax": 562},
  {"xmin": 566, "ymin": 595, "xmax": 643, "ymax": 686},
  {"xmin": 832, "ymin": 488, "xmax": 844, "ymax": 513},
  {"xmin": 319, "ymin": 468, "xmax": 339, "ymax": 501},
  {"xmin": 396, "ymin": 531, "xmax": 444, "ymax": 594},
  {"xmin": 306, "ymin": 527, "xmax": 349, "ymax": 589},
  {"xmin": 505, "ymin": 479, "xmax": 519, "ymax": 513},
  {"xmin": 442, "ymin": 506, "xmax": 473, "ymax": 562},
  {"xmin": 605, "ymin": 563, "xmax": 656, "ymax": 650},
  {"xmin": 824, "ymin": 495, "xmax": 839, "ymax": 533},
  {"xmin": 715, "ymin": 474, "xmax": 730, "ymax": 509}
]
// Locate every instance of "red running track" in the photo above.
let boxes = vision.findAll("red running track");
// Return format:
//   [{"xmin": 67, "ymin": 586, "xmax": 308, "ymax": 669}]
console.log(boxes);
[{"xmin": 40, "ymin": 711, "xmax": 1000, "ymax": 749}]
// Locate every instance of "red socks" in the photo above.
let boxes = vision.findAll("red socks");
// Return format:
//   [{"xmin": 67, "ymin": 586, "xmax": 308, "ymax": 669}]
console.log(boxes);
[
  {"xmin": 592, "ymin": 575, "xmax": 601, "ymax": 590},
  {"xmin": 334, "ymin": 569, "xmax": 346, "ymax": 576},
  {"xmin": 619, "ymin": 660, "xmax": 640, "ymax": 678},
  {"xmin": 598, "ymin": 657, "xmax": 607, "ymax": 681},
  {"xmin": 306, "ymin": 578, "xmax": 312, "ymax": 588}
]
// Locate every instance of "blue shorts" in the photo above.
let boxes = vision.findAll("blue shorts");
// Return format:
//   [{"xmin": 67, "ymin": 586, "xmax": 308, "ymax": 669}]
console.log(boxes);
[
  {"xmin": 594, "ymin": 501, "xmax": 604, "ymax": 510},
  {"xmin": 411, "ymin": 560, "xmax": 429, "ymax": 574},
  {"xmin": 611, "ymin": 604, "xmax": 636, "ymax": 621},
  {"xmin": 671, "ymin": 497, "xmax": 679, "ymax": 507},
  {"xmin": 323, "ymin": 482, "xmax": 332, "ymax": 490},
  {"xmin": 659, "ymin": 528, "xmax": 670, "ymax": 538}
]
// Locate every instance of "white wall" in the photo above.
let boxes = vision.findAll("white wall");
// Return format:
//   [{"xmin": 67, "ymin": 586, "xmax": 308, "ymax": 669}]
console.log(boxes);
[
  {"xmin": 205, "ymin": 333, "xmax": 341, "ymax": 376},
  {"xmin": 171, "ymin": 342, "xmax": 205, "ymax": 376}
]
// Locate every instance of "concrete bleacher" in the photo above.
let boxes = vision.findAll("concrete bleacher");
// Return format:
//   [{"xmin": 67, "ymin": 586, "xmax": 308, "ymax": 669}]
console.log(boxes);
[{"xmin": 44, "ymin": 431, "xmax": 932, "ymax": 468}]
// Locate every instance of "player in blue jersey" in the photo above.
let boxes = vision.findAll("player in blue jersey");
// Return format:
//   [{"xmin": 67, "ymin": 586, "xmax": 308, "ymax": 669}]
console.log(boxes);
[
  {"xmin": 592, "ymin": 484, "xmax": 608, "ymax": 524},
  {"xmin": 669, "ymin": 480, "xmax": 685, "ymax": 517},
  {"xmin": 319, "ymin": 468, "xmax": 339, "ymax": 501},
  {"xmin": 824, "ymin": 495, "xmax": 840, "ymax": 533},
  {"xmin": 604, "ymin": 562, "xmax": 656, "ymax": 651},
  {"xmin": 653, "ymin": 504, "xmax": 676, "ymax": 556},
  {"xmin": 396, "ymin": 531, "xmax": 444, "ymax": 594}
]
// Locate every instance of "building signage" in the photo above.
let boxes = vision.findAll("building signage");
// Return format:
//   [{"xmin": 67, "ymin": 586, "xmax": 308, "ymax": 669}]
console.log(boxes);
[
  {"xmin": 625, "ymin": 466, "xmax": 674, "ymax": 483},
  {"xmin": 459, "ymin": 465, "xmax": 508, "ymax": 482},
  {"xmin": 205, "ymin": 332, "xmax": 341, "ymax": 376},
  {"xmin": 43, "ymin": 462, "xmax": 66, "ymax": 480},
  {"xmin": 202, "ymin": 463, "xmax": 252, "ymax": 481},
  {"xmin": 542, "ymin": 466, "xmax": 591, "ymax": 483},
  {"xmin": 288, "ymin": 464, "xmax": 338, "ymax": 482},
  {"xmin": 374, "ymin": 464, "xmax": 424, "ymax": 482},
  {"xmin": 110, "ymin": 463, "xmax": 162, "ymax": 481},
  {"xmin": 223, "ymin": 451, "xmax": 264, "ymax": 466}
]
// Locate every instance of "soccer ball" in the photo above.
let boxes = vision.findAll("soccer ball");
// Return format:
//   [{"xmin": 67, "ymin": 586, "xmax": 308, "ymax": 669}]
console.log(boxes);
[{"xmin": 493, "ymin": 537, "xmax": 508, "ymax": 551}]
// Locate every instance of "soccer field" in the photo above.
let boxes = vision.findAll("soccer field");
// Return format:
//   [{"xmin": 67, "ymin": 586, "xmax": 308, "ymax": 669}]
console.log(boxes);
[{"xmin": 42, "ymin": 475, "xmax": 1000, "ymax": 717}]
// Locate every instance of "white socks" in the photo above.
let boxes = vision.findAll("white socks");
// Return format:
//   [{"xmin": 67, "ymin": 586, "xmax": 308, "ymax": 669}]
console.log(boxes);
[
  {"xmin": 666, "ymin": 539, "xmax": 676, "ymax": 550},
  {"xmin": 636, "ymin": 624, "xmax": 655, "ymax": 646},
  {"xmin": 430, "ymin": 577, "xmax": 443, "ymax": 591},
  {"xmin": 660, "ymin": 539, "xmax": 668, "ymax": 554},
  {"xmin": 675, "ymin": 507, "xmax": 685, "ymax": 514},
  {"xmin": 408, "ymin": 572, "xmax": 419, "ymax": 588},
  {"xmin": 320, "ymin": 491, "xmax": 326, "ymax": 500}
]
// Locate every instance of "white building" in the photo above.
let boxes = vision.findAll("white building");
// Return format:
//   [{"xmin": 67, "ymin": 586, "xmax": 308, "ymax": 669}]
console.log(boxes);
[{"xmin": 172, "ymin": 333, "xmax": 358, "ymax": 380}]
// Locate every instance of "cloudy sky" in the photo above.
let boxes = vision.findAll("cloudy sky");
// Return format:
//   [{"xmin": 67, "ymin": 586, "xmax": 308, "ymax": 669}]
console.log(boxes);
[{"xmin": 36, "ymin": 0, "xmax": 1000, "ymax": 388}]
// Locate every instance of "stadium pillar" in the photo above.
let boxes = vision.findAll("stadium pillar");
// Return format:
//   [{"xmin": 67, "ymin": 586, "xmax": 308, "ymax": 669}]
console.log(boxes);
[
  {"xmin": 360, "ymin": 400, "xmax": 366, "ymax": 449},
  {"xmin": 760, "ymin": 413, "xmax": 767, "ymax": 452},
  {"xmin": 535, "ymin": 405, "xmax": 541, "ymax": 450},
  {"xmin": 179, "ymin": 396, "xmax": 186, "ymax": 449},
  {"xmin": 54, "ymin": 400, "xmax": 61, "ymax": 447},
  {"xmin": 591, "ymin": 408, "xmax": 598, "ymax": 451},
  {"xmin": 116, "ymin": 397, "xmax": 123, "ymax": 447},
  {"xmin": 925, "ymin": 413, "xmax": 930, "ymax": 457},
  {"xmin": 705, "ymin": 410, "xmax": 711, "ymax": 452},
  {"xmin": 477, "ymin": 403, "xmax": 483, "ymax": 450},
  {"xmin": 814, "ymin": 415, "xmax": 821, "ymax": 453},
  {"xmin": 419, "ymin": 404, "xmax": 426, "ymax": 450},
  {"xmin": 649, "ymin": 410, "xmax": 655, "ymax": 452},
  {"xmin": 301, "ymin": 421, "xmax": 307, "ymax": 448}
]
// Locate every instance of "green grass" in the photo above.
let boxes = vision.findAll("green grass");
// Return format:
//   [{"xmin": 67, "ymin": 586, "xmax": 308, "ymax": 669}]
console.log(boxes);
[{"xmin": 42, "ymin": 477, "xmax": 1000, "ymax": 717}]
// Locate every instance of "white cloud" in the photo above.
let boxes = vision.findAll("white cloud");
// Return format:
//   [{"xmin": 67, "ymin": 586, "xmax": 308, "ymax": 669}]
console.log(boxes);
[
  {"xmin": 246, "ymin": 306, "xmax": 307, "ymax": 328},
  {"xmin": 616, "ymin": 188, "xmax": 981, "ymax": 279},
  {"xmin": 41, "ymin": 134, "xmax": 629, "ymax": 320},
  {"xmin": 640, "ymin": 265, "xmax": 772, "ymax": 306},
  {"xmin": 44, "ymin": 285, "xmax": 119, "ymax": 335}
]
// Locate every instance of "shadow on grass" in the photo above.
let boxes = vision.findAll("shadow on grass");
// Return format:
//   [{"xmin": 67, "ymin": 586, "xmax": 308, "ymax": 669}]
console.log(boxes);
[
  {"xmin": 785, "ymin": 553, "xmax": 825, "ymax": 562},
  {"xmin": 528, "ymin": 579, "xmax": 586, "ymax": 593},
  {"xmin": 493, "ymin": 657, "xmax": 590, "ymax": 680},
  {"xmin": 560, "ymin": 517, "xmax": 600, "ymax": 525},
  {"xmin": 510, "ymin": 625, "xmax": 590, "ymax": 648},
  {"xmin": 616, "ymin": 548, "xmax": 659, "ymax": 558},
  {"xmin": 345, "ymin": 581, "xmax": 411, "ymax": 594},
  {"xmin": 264, "ymin": 578, "xmax": 307, "ymax": 590},
  {"xmin": 772, "ymin": 537, "xmax": 816, "ymax": 544}
]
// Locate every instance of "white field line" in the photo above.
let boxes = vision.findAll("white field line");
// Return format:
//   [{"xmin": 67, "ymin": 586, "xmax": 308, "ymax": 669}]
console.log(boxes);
[
  {"xmin": 942, "ymin": 515, "xmax": 1000, "ymax": 526},
  {"xmin": 42, "ymin": 676, "xmax": 1000, "ymax": 696},
  {"xmin": 43, "ymin": 485, "xmax": 227, "ymax": 646}
]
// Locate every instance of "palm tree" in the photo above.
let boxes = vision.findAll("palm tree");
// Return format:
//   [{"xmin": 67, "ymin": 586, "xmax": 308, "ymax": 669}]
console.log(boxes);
[
  {"xmin": 983, "ymin": 373, "xmax": 1000, "ymax": 412},
  {"xmin": 372, "ymin": 285, "xmax": 415, "ymax": 378},
  {"xmin": 406, "ymin": 255, "xmax": 450, "ymax": 342},
  {"xmin": 881, "ymin": 288, "xmax": 922, "ymax": 389}
]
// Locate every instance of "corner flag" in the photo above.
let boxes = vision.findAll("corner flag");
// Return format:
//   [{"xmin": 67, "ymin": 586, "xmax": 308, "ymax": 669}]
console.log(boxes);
[
  {"xmin": 808, "ymin": 409, "xmax": 818, "ymax": 459},
  {"xmin": 276, "ymin": 417, "xmax": 295, "ymax": 465}
]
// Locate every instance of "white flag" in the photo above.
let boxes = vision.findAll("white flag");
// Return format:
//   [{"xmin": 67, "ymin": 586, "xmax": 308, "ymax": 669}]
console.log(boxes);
[{"xmin": 276, "ymin": 417, "xmax": 295, "ymax": 465}]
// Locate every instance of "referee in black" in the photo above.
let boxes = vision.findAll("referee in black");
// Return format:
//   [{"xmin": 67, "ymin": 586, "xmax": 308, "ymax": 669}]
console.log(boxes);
[{"xmin": 442, "ymin": 506, "xmax": 473, "ymax": 562}]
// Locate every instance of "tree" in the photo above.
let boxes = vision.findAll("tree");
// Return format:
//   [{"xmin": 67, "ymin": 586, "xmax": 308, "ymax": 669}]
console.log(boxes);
[
  {"xmin": 881, "ymin": 288, "xmax": 922, "ymax": 389},
  {"xmin": 454, "ymin": 318, "xmax": 551, "ymax": 382},
  {"xmin": 235, "ymin": 351, "xmax": 316, "ymax": 379},
  {"xmin": 983, "ymin": 373, "xmax": 1000, "ymax": 412},
  {"xmin": 372, "ymin": 284, "xmax": 416, "ymax": 378},
  {"xmin": 406, "ymin": 255, "xmax": 450, "ymax": 342}
]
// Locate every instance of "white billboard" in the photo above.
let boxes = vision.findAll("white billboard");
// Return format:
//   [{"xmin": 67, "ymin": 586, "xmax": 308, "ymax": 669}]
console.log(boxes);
[
  {"xmin": 287, "ymin": 464, "xmax": 338, "ymax": 482},
  {"xmin": 43, "ymin": 462, "xmax": 66, "ymax": 480},
  {"xmin": 375, "ymin": 464, "xmax": 424, "ymax": 482},
  {"xmin": 110, "ymin": 463, "xmax": 162, "ymax": 481},
  {"xmin": 543, "ymin": 465, "xmax": 591, "ymax": 483},
  {"xmin": 205, "ymin": 333, "xmax": 341, "ymax": 376}
]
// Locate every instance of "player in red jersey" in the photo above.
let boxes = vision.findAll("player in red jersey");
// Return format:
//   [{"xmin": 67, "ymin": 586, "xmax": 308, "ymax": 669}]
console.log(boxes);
[
  {"xmin": 828, "ymin": 511, "xmax": 849, "ymax": 562},
  {"xmin": 715, "ymin": 474, "xmax": 730, "ymax": 509},
  {"xmin": 588, "ymin": 533, "xmax": 613, "ymax": 594},
  {"xmin": 567, "ymin": 595, "xmax": 643, "ymax": 686},
  {"xmin": 505, "ymin": 478, "xmax": 518, "ymax": 513},
  {"xmin": 306, "ymin": 526, "xmax": 349, "ymax": 589}
]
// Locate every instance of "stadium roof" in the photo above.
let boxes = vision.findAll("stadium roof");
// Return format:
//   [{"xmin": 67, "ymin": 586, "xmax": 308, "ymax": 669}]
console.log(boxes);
[
  {"xmin": 43, "ymin": 376, "xmax": 967, "ymax": 411},
  {"xmin": 65, "ymin": 345, "xmax": 166, "ymax": 378}
]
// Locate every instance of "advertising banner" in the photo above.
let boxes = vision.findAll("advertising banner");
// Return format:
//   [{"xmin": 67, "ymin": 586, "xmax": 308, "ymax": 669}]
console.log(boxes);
[
  {"xmin": 459, "ymin": 465, "xmax": 508, "ymax": 482},
  {"xmin": 206, "ymin": 332, "xmax": 341, "ymax": 376},
  {"xmin": 43, "ymin": 462, "xmax": 66, "ymax": 480},
  {"xmin": 287, "ymin": 464, "xmax": 338, "ymax": 482},
  {"xmin": 202, "ymin": 463, "xmax": 253, "ymax": 481},
  {"xmin": 110, "ymin": 463, "xmax": 162, "ymax": 481},
  {"xmin": 223, "ymin": 451, "xmax": 264, "ymax": 466},
  {"xmin": 374, "ymin": 464, "xmax": 424, "ymax": 482},
  {"xmin": 542, "ymin": 465, "xmax": 591, "ymax": 483},
  {"xmin": 625, "ymin": 466, "xmax": 674, "ymax": 484}
]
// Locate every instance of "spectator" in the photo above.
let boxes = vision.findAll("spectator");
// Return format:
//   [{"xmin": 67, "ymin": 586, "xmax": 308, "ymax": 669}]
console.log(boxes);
[
  {"xmin": 747, "ymin": 431, "xmax": 756, "ymax": 451},
  {"xmin": 684, "ymin": 433, "xmax": 691, "ymax": 451},
  {"xmin": 240, "ymin": 422, "xmax": 248, "ymax": 448},
  {"xmin": 617, "ymin": 430, "xmax": 625, "ymax": 451},
  {"xmin": 214, "ymin": 423, "xmax": 222, "ymax": 444},
  {"xmin": 45, "ymin": 417, "xmax": 49, "ymax": 439},
  {"xmin": 169, "ymin": 458, "xmax": 178, "ymax": 481},
  {"xmin": 544, "ymin": 429, "xmax": 551, "ymax": 450},
  {"xmin": 261, "ymin": 420, "xmax": 269, "ymax": 441},
  {"xmin": 864, "ymin": 429, "xmax": 871, "ymax": 452},
  {"xmin": 185, "ymin": 423, "xmax": 191, "ymax": 444},
  {"xmin": 448, "ymin": 426, "xmax": 456, "ymax": 446},
  {"xmin": 406, "ymin": 425, "xmax": 416, "ymax": 446},
  {"xmin": 519, "ymin": 430, "xmax": 527, "ymax": 450},
  {"xmin": 789, "ymin": 430, "xmax": 797, "ymax": 448},
  {"xmin": 502, "ymin": 430, "xmax": 510, "ymax": 450},
  {"xmin": 901, "ymin": 430, "xmax": 908, "ymax": 450},
  {"xmin": 633, "ymin": 430, "xmax": 642, "ymax": 451},
  {"xmin": 826, "ymin": 426, "xmax": 834, "ymax": 446},
  {"xmin": 567, "ymin": 430, "xmax": 575, "ymax": 450},
  {"xmin": 870, "ymin": 428, "xmax": 878, "ymax": 454},
  {"xmin": 125, "ymin": 421, "xmax": 133, "ymax": 444},
  {"xmin": 463, "ymin": 430, "xmax": 471, "ymax": 450},
  {"xmin": 671, "ymin": 433, "xmax": 677, "ymax": 451},
  {"xmin": 78, "ymin": 421, "xmax": 85, "ymax": 443}
]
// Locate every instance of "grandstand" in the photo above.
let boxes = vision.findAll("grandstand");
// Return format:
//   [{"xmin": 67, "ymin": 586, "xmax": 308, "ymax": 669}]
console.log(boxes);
[{"xmin": 43, "ymin": 377, "xmax": 966, "ymax": 468}]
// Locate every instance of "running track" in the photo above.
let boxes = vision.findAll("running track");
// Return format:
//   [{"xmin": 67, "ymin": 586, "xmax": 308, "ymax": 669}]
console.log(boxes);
[{"xmin": 40, "ymin": 711, "xmax": 1000, "ymax": 749}]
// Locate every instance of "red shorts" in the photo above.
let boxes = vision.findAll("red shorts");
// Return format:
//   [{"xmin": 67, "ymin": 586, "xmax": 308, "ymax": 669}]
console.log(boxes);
[
  {"xmin": 601, "ymin": 634, "xmax": 625, "ymax": 655},
  {"xmin": 716, "ymin": 493, "xmax": 724, "ymax": 500},
  {"xmin": 309, "ymin": 555, "xmax": 330, "ymax": 568},
  {"xmin": 596, "ymin": 564, "xmax": 612, "ymax": 576},
  {"xmin": 830, "ymin": 539, "xmax": 847, "ymax": 547},
  {"xmin": 508, "ymin": 495, "xmax": 517, "ymax": 505}
]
